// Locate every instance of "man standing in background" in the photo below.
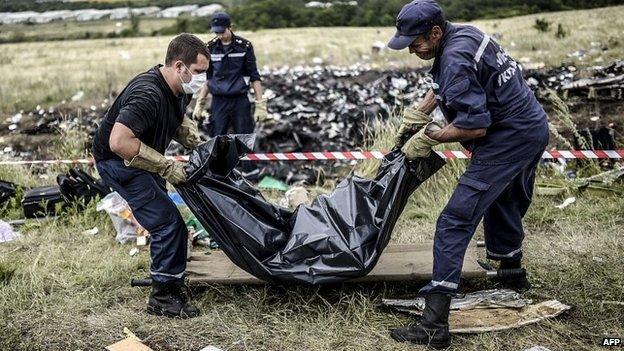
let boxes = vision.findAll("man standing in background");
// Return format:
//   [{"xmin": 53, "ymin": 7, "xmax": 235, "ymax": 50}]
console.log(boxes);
[{"xmin": 193, "ymin": 12, "xmax": 267, "ymax": 182}]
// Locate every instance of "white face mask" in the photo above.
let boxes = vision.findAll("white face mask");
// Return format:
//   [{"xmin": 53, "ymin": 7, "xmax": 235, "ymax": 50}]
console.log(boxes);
[{"xmin": 179, "ymin": 63, "xmax": 206, "ymax": 95}]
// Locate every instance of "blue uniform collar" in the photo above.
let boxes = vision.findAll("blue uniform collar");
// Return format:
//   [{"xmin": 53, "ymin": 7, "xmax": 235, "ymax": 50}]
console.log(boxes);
[
  {"xmin": 213, "ymin": 32, "xmax": 243, "ymax": 53},
  {"xmin": 429, "ymin": 21, "xmax": 455, "ymax": 75}
]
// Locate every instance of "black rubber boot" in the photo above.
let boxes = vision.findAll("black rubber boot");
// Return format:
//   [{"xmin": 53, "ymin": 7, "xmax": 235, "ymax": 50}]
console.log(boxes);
[
  {"xmin": 390, "ymin": 293, "xmax": 452, "ymax": 349},
  {"xmin": 147, "ymin": 280, "xmax": 201, "ymax": 318},
  {"xmin": 499, "ymin": 259, "xmax": 532, "ymax": 292}
]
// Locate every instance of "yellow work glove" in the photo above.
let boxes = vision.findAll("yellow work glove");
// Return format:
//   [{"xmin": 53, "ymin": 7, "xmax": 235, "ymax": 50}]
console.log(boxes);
[
  {"xmin": 401, "ymin": 122, "xmax": 442, "ymax": 160},
  {"xmin": 125, "ymin": 142, "xmax": 187, "ymax": 185},
  {"xmin": 174, "ymin": 116, "xmax": 203, "ymax": 150},
  {"xmin": 394, "ymin": 106, "xmax": 432, "ymax": 149},
  {"xmin": 254, "ymin": 99, "xmax": 269, "ymax": 122},
  {"xmin": 192, "ymin": 97, "xmax": 209, "ymax": 121}
]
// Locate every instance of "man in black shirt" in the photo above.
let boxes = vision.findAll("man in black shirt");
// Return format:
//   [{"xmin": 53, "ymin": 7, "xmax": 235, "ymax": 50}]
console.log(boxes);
[{"xmin": 92, "ymin": 33, "xmax": 209, "ymax": 318}]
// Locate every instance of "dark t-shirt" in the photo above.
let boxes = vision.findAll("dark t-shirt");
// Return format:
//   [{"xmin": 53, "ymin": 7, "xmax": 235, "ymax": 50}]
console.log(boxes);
[{"xmin": 92, "ymin": 65, "xmax": 190, "ymax": 162}]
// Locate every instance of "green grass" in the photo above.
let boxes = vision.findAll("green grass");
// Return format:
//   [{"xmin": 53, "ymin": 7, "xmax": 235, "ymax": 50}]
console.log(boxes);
[
  {"xmin": 1, "ymin": 5, "xmax": 623, "ymax": 349},
  {"xmin": 1, "ymin": 165, "xmax": 622, "ymax": 350},
  {"xmin": 0, "ymin": 18, "xmax": 175, "ymax": 42},
  {"xmin": 1, "ymin": 5, "xmax": 624, "ymax": 115},
  {"xmin": 1, "ymin": 115, "xmax": 623, "ymax": 350}
]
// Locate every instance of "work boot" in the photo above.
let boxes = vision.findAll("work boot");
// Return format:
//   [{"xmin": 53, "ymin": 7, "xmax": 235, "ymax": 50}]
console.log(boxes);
[
  {"xmin": 147, "ymin": 280, "xmax": 201, "ymax": 318},
  {"xmin": 498, "ymin": 259, "xmax": 532, "ymax": 293},
  {"xmin": 390, "ymin": 293, "xmax": 452, "ymax": 349}
]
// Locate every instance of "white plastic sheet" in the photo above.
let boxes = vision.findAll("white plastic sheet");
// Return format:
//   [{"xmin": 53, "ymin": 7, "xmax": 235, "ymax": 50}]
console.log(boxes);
[{"xmin": 96, "ymin": 192, "xmax": 147, "ymax": 244}]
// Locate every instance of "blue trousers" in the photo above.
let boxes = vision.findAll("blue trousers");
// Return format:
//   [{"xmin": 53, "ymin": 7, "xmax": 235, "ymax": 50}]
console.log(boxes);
[
  {"xmin": 209, "ymin": 95, "xmax": 259, "ymax": 180},
  {"xmin": 420, "ymin": 147, "xmax": 545, "ymax": 294},
  {"xmin": 96, "ymin": 159, "xmax": 188, "ymax": 283}
]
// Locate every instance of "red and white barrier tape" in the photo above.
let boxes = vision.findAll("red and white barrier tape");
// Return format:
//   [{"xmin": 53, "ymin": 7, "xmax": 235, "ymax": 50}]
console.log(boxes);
[{"xmin": 0, "ymin": 150, "xmax": 623, "ymax": 166}]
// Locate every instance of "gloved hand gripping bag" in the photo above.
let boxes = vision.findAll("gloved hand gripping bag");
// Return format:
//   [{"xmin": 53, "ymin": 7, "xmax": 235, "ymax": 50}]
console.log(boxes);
[{"xmin": 177, "ymin": 134, "xmax": 445, "ymax": 284}]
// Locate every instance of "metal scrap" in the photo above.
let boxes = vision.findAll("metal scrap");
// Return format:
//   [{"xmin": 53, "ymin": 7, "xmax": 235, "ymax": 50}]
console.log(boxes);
[
  {"xmin": 384, "ymin": 293, "xmax": 570, "ymax": 334},
  {"xmin": 382, "ymin": 289, "xmax": 532, "ymax": 311},
  {"xmin": 528, "ymin": 60, "xmax": 624, "ymax": 100}
]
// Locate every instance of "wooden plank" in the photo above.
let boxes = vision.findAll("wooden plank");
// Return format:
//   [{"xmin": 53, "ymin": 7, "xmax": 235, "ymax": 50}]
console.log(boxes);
[{"xmin": 187, "ymin": 243, "xmax": 485, "ymax": 285}]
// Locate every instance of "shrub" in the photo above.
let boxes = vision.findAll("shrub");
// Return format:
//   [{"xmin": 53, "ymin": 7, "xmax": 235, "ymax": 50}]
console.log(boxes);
[
  {"xmin": 534, "ymin": 17, "xmax": 551, "ymax": 32},
  {"xmin": 555, "ymin": 23, "xmax": 568, "ymax": 38}
]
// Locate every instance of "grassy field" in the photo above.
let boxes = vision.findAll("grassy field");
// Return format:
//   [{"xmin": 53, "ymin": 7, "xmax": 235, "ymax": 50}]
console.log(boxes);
[
  {"xmin": 0, "ymin": 124, "xmax": 623, "ymax": 350},
  {"xmin": 1, "ymin": 5, "xmax": 623, "ymax": 350},
  {"xmin": 0, "ymin": 17, "xmax": 176, "ymax": 42},
  {"xmin": 1, "ymin": 5, "xmax": 624, "ymax": 115}
]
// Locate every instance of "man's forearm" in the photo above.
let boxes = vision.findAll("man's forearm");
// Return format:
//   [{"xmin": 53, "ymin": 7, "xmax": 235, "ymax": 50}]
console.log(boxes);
[
  {"xmin": 252, "ymin": 80, "xmax": 263, "ymax": 101},
  {"xmin": 427, "ymin": 123, "xmax": 486, "ymax": 143},
  {"xmin": 109, "ymin": 122, "xmax": 141, "ymax": 160},
  {"xmin": 197, "ymin": 83, "xmax": 210, "ymax": 100},
  {"xmin": 416, "ymin": 89, "xmax": 438, "ymax": 115}
]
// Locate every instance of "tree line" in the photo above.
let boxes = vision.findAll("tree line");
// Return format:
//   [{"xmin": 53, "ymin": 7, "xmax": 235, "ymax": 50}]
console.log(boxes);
[{"xmin": 1, "ymin": 0, "xmax": 622, "ymax": 28}]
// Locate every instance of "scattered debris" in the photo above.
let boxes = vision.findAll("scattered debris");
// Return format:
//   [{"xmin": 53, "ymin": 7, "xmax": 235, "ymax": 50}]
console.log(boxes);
[
  {"xmin": 555, "ymin": 197, "xmax": 576, "ymax": 209},
  {"xmin": 528, "ymin": 60, "xmax": 624, "ymax": 100},
  {"xmin": 119, "ymin": 51, "xmax": 131, "ymax": 60},
  {"xmin": 2, "ymin": 62, "xmax": 622, "ymax": 186},
  {"xmin": 7, "ymin": 217, "xmax": 54, "ymax": 227},
  {"xmin": 0, "ymin": 180, "xmax": 16, "ymax": 205},
  {"xmin": 96, "ymin": 192, "xmax": 148, "ymax": 244},
  {"xmin": 386, "ymin": 295, "xmax": 570, "ymax": 334},
  {"xmin": 576, "ymin": 126, "xmax": 616, "ymax": 150},
  {"xmin": 279, "ymin": 186, "xmax": 310, "ymax": 209},
  {"xmin": 129, "ymin": 248, "xmax": 140, "ymax": 257},
  {"xmin": 57, "ymin": 167, "xmax": 111, "ymax": 207},
  {"xmin": 535, "ymin": 183, "xmax": 568, "ymax": 196},
  {"xmin": 0, "ymin": 220, "xmax": 20, "ymax": 243},
  {"xmin": 21, "ymin": 186, "xmax": 66, "ymax": 218},
  {"xmin": 257, "ymin": 176, "xmax": 289, "ymax": 191},
  {"xmin": 371, "ymin": 41, "xmax": 386, "ymax": 55},
  {"xmin": 136, "ymin": 235, "xmax": 148, "ymax": 246},
  {"xmin": 105, "ymin": 328, "xmax": 152, "ymax": 351},
  {"xmin": 186, "ymin": 215, "xmax": 218, "ymax": 249},
  {"xmin": 312, "ymin": 57, "xmax": 324, "ymax": 65},
  {"xmin": 168, "ymin": 192, "xmax": 186, "ymax": 207},
  {"xmin": 578, "ymin": 171, "xmax": 624, "ymax": 193},
  {"xmin": 82, "ymin": 227, "xmax": 99, "ymax": 236},
  {"xmin": 577, "ymin": 165, "xmax": 624, "ymax": 186},
  {"xmin": 382, "ymin": 289, "xmax": 532, "ymax": 311},
  {"xmin": 199, "ymin": 346, "xmax": 225, "ymax": 351},
  {"xmin": 71, "ymin": 90, "xmax": 84, "ymax": 102},
  {"xmin": 523, "ymin": 346, "xmax": 554, "ymax": 351}
]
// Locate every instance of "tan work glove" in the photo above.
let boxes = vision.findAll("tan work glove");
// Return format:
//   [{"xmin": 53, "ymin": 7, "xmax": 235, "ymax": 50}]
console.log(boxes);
[
  {"xmin": 254, "ymin": 99, "xmax": 269, "ymax": 122},
  {"xmin": 395, "ymin": 106, "xmax": 432, "ymax": 148},
  {"xmin": 192, "ymin": 97, "xmax": 209, "ymax": 121},
  {"xmin": 174, "ymin": 116, "xmax": 202, "ymax": 150},
  {"xmin": 125, "ymin": 142, "xmax": 187, "ymax": 185},
  {"xmin": 401, "ymin": 121, "xmax": 442, "ymax": 160}
]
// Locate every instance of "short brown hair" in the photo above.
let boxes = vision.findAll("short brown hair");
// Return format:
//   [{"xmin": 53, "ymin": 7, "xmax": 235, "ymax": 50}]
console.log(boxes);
[{"xmin": 165, "ymin": 33, "xmax": 210, "ymax": 66}]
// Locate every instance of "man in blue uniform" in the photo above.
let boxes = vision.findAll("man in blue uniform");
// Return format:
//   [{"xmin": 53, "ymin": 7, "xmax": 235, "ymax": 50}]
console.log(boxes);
[
  {"xmin": 193, "ymin": 12, "xmax": 266, "ymax": 181},
  {"xmin": 387, "ymin": 1, "xmax": 549, "ymax": 347},
  {"xmin": 93, "ymin": 33, "xmax": 208, "ymax": 318}
]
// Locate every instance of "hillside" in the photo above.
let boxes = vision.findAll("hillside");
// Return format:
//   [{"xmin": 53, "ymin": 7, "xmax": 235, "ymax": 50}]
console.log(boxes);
[
  {"xmin": 1, "ymin": 0, "xmax": 623, "ymax": 24},
  {"xmin": 1, "ymin": 5, "xmax": 623, "ymax": 115}
]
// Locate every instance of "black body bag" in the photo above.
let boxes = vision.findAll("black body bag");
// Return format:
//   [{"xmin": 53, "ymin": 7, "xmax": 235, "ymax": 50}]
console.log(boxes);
[{"xmin": 177, "ymin": 135, "xmax": 445, "ymax": 284}]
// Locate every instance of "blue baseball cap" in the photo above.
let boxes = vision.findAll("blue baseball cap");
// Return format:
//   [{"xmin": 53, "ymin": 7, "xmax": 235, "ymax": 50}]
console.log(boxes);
[
  {"xmin": 388, "ymin": 0, "xmax": 444, "ymax": 50},
  {"xmin": 211, "ymin": 12, "xmax": 231, "ymax": 33}
]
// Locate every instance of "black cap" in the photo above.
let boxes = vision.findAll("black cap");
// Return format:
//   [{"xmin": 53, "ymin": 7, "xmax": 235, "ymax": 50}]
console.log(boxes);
[
  {"xmin": 211, "ymin": 12, "xmax": 231, "ymax": 33},
  {"xmin": 388, "ymin": 0, "xmax": 444, "ymax": 50}
]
